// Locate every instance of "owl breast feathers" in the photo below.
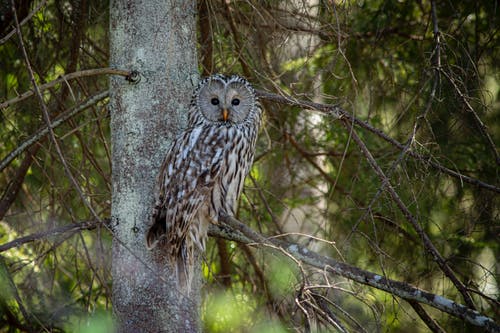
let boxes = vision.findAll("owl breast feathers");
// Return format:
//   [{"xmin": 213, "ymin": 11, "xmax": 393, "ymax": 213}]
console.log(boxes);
[{"xmin": 146, "ymin": 74, "xmax": 262, "ymax": 288}]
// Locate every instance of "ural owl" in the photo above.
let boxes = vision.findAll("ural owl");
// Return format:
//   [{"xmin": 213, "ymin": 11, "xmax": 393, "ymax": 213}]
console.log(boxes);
[{"xmin": 146, "ymin": 74, "xmax": 262, "ymax": 288}]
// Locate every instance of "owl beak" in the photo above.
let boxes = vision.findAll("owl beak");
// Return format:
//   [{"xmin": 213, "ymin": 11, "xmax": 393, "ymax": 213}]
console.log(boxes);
[{"xmin": 222, "ymin": 108, "xmax": 229, "ymax": 122}]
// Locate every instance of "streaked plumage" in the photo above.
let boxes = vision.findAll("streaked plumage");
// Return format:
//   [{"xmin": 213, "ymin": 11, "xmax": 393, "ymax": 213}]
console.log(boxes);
[{"xmin": 146, "ymin": 74, "xmax": 262, "ymax": 290}]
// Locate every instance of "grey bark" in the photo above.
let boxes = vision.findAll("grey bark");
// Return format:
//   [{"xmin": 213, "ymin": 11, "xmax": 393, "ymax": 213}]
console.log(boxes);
[{"xmin": 109, "ymin": 0, "xmax": 199, "ymax": 332}]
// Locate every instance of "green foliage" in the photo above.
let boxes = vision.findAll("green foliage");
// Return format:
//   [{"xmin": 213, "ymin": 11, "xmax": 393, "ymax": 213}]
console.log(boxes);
[
  {"xmin": 203, "ymin": 290, "xmax": 255, "ymax": 331},
  {"xmin": 266, "ymin": 255, "xmax": 298, "ymax": 297},
  {"xmin": 66, "ymin": 310, "xmax": 114, "ymax": 333},
  {"xmin": 0, "ymin": 0, "xmax": 498, "ymax": 331}
]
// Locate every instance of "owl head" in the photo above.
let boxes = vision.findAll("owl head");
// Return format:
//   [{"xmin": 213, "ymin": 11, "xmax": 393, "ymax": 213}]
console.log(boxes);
[{"xmin": 189, "ymin": 74, "xmax": 257, "ymax": 125}]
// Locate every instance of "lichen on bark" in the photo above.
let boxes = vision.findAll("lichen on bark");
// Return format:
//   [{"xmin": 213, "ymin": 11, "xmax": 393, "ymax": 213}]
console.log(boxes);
[{"xmin": 109, "ymin": 0, "xmax": 199, "ymax": 331}]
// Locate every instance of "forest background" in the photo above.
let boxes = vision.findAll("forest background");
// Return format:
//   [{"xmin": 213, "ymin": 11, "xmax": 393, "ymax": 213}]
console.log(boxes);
[{"xmin": 0, "ymin": 0, "xmax": 498, "ymax": 332}]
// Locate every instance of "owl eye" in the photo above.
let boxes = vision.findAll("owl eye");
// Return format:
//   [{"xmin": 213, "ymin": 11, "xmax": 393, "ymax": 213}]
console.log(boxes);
[
  {"xmin": 211, "ymin": 98, "xmax": 220, "ymax": 105},
  {"xmin": 231, "ymin": 98, "xmax": 240, "ymax": 106}
]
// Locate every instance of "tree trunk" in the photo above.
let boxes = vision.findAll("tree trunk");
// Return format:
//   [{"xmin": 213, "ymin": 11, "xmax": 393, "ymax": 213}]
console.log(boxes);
[{"xmin": 109, "ymin": 0, "xmax": 199, "ymax": 331}]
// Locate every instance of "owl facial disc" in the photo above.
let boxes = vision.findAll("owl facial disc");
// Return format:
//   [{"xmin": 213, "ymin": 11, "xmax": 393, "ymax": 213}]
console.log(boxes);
[{"xmin": 195, "ymin": 75, "xmax": 255, "ymax": 124}]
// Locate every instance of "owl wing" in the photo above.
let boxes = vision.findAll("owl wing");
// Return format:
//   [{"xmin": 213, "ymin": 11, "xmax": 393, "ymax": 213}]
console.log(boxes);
[{"xmin": 146, "ymin": 125, "xmax": 226, "ymax": 254}]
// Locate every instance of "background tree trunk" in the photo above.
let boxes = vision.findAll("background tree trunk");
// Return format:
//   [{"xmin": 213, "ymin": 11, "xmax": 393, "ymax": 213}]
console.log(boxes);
[{"xmin": 109, "ymin": 0, "xmax": 199, "ymax": 331}]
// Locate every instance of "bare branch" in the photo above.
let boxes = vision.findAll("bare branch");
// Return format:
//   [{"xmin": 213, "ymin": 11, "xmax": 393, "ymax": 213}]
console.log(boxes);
[
  {"xmin": 256, "ymin": 90, "xmax": 500, "ymax": 193},
  {"xmin": 440, "ymin": 69, "xmax": 500, "ymax": 165},
  {"xmin": 209, "ymin": 217, "xmax": 500, "ymax": 332},
  {"xmin": 343, "ymin": 118, "xmax": 475, "ymax": 309},
  {"xmin": 223, "ymin": 1, "xmax": 252, "ymax": 77},
  {"xmin": 0, "ymin": 220, "xmax": 103, "ymax": 253},
  {"xmin": 0, "ymin": 68, "xmax": 128, "ymax": 110},
  {"xmin": 431, "ymin": 1, "xmax": 497, "ymax": 165},
  {"xmin": 247, "ymin": 83, "xmax": 493, "ymax": 312},
  {"xmin": 0, "ymin": 145, "xmax": 40, "ymax": 219},
  {"xmin": 0, "ymin": 90, "xmax": 109, "ymax": 172},
  {"xmin": 407, "ymin": 300, "xmax": 446, "ymax": 333},
  {"xmin": 0, "ymin": 257, "xmax": 35, "ymax": 329},
  {"xmin": 0, "ymin": 0, "xmax": 47, "ymax": 45},
  {"xmin": 11, "ymin": 0, "xmax": 102, "ymax": 222}
]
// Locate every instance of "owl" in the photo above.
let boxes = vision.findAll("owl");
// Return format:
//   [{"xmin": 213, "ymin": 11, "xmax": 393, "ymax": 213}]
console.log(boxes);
[{"xmin": 146, "ymin": 74, "xmax": 262, "ymax": 289}]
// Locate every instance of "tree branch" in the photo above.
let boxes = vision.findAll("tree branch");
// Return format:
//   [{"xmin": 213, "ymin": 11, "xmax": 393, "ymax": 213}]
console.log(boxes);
[
  {"xmin": 208, "ymin": 216, "xmax": 500, "ymax": 332},
  {"xmin": 256, "ymin": 90, "xmax": 500, "ymax": 193},
  {"xmin": 407, "ymin": 300, "xmax": 446, "ymax": 333},
  {"xmin": 2, "ymin": 216, "xmax": 497, "ymax": 330},
  {"xmin": 0, "ymin": 90, "xmax": 109, "ymax": 172},
  {"xmin": 0, "ymin": 0, "xmax": 47, "ymax": 45},
  {"xmin": 0, "ymin": 68, "xmax": 128, "ymax": 110},
  {"xmin": 439, "ymin": 69, "xmax": 500, "ymax": 165},
  {"xmin": 342, "ymin": 118, "xmax": 475, "ymax": 309},
  {"xmin": 0, "ymin": 145, "xmax": 40, "ymax": 220},
  {"xmin": 259, "ymin": 87, "xmax": 485, "ymax": 308},
  {"xmin": 0, "ymin": 257, "xmax": 35, "ymax": 330},
  {"xmin": 11, "ymin": 0, "xmax": 103, "ymax": 230},
  {"xmin": 0, "ymin": 219, "xmax": 104, "ymax": 253}
]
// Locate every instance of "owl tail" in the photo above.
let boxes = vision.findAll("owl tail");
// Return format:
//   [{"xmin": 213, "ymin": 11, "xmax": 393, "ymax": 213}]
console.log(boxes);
[
  {"xmin": 175, "ymin": 244, "xmax": 195, "ymax": 294},
  {"xmin": 146, "ymin": 223, "xmax": 195, "ymax": 293}
]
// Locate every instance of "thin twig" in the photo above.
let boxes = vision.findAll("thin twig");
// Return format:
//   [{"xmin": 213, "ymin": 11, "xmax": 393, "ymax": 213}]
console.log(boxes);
[
  {"xmin": 0, "ymin": 68, "xmax": 128, "ymax": 110},
  {"xmin": 440, "ymin": 69, "xmax": 500, "ymax": 165},
  {"xmin": 341, "ymin": 118, "xmax": 476, "ymax": 309},
  {"xmin": 223, "ymin": 1, "xmax": 252, "ymax": 77},
  {"xmin": 0, "ymin": 0, "xmax": 48, "ymax": 45},
  {"xmin": 309, "ymin": 291, "xmax": 368, "ymax": 333},
  {"xmin": 0, "ymin": 90, "xmax": 109, "ymax": 172},
  {"xmin": 11, "ymin": 0, "xmax": 102, "ymax": 221},
  {"xmin": 431, "ymin": 2, "xmax": 497, "ymax": 164},
  {"xmin": 0, "ymin": 220, "xmax": 102, "ymax": 253},
  {"xmin": 11, "ymin": 7, "xmax": 170, "ymax": 296},
  {"xmin": 0, "ymin": 145, "xmax": 40, "ymax": 219},
  {"xmin": 0, "ymin": 257, "xmax": 36, "ymax": 329},
  {"xmin": 256, "ymin": 90, "xmax": 500, "ymax": 193},
  {"xmin": 408, "ymin": 300, "xmax": 446, "ymax": 333},
  {"xmin": 286, "ymin": 132, "xmax": 337, "ymax": 185},
  {"xmin": 347, "ymin": 20, "xmax": 442, "ymax": 240},
  {"xmin": 209, "ymin": 217, "xmax": 500, "ymax": 332}
]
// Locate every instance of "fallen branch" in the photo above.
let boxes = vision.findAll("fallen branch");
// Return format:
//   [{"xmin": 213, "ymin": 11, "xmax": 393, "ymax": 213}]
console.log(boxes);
[{"xmin": 209, "ymin": 216, "xmax": 500, "ymax": 332}]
